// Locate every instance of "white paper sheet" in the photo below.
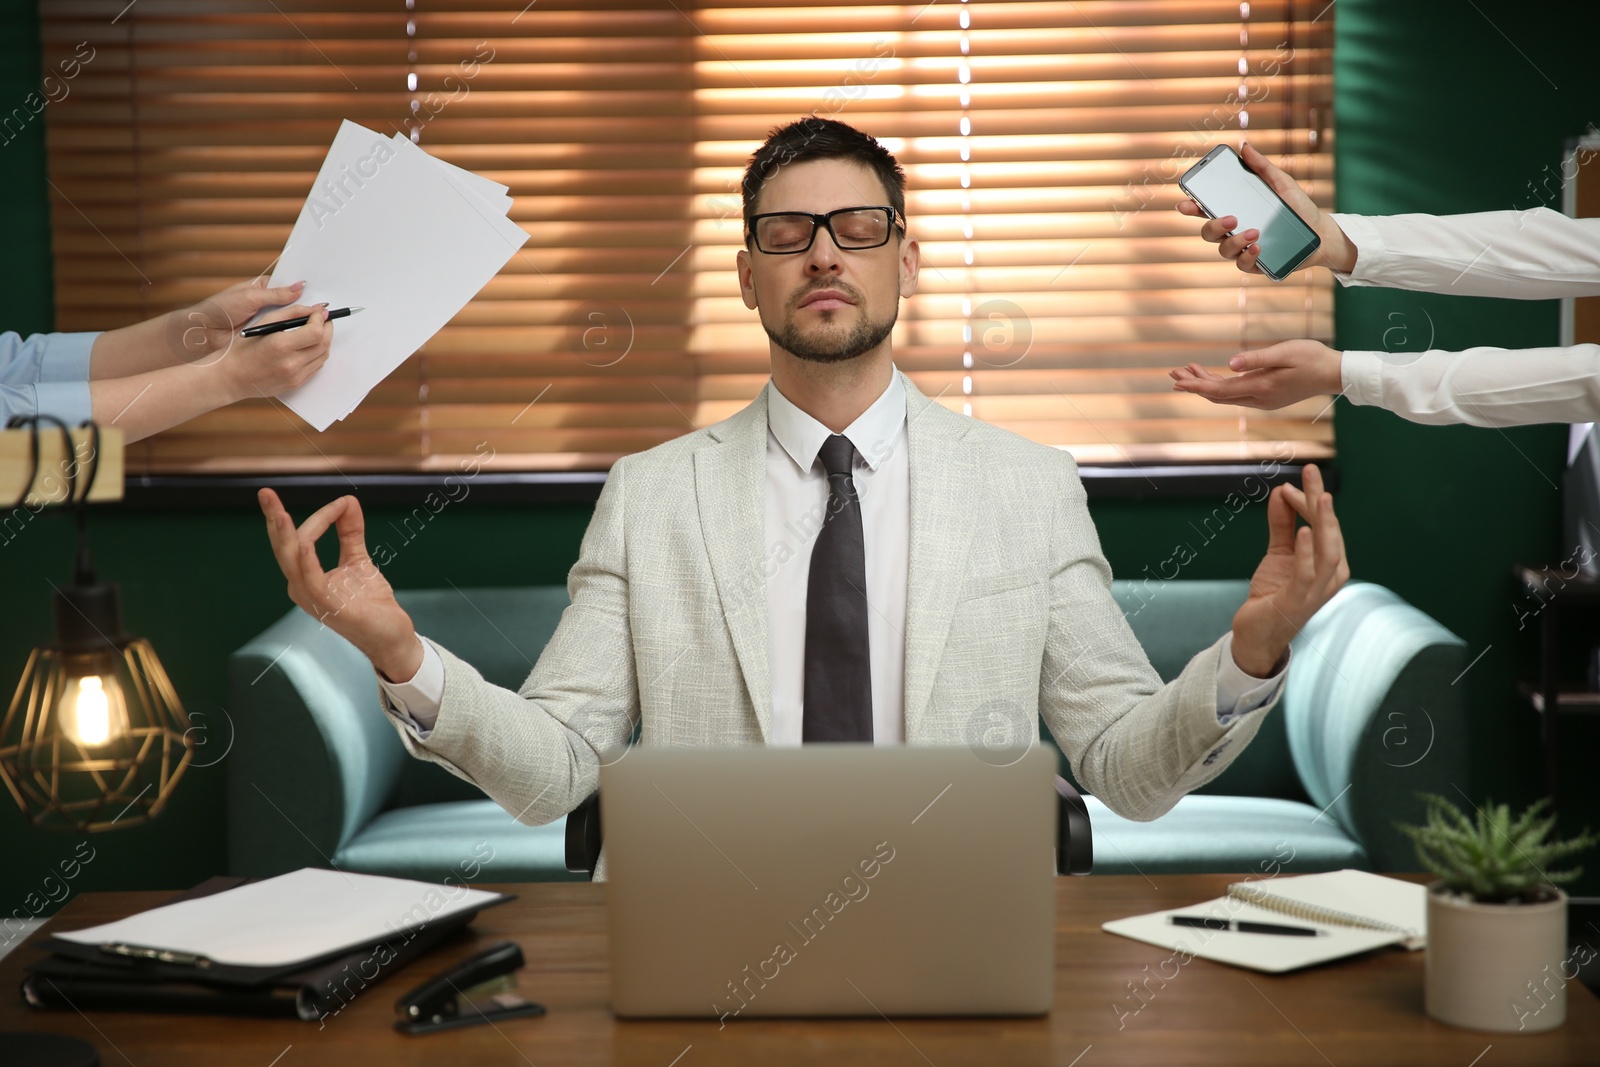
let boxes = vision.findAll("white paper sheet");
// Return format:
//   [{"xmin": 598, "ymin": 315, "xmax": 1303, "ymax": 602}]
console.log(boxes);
[
  {"xmin": 392, "ymin": 132, "xmax": 513, "ymax": 214},
  {"xmin": 264, "ymin": 120, "xmax": 527, "ymax": 430},
  {"xmin": 55, "ymin": 868, "xmax": 503, "ymax": 969}
]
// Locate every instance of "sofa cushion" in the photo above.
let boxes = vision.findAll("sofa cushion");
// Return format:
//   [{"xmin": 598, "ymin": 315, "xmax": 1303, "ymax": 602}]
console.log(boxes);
[
  {"xmin": 332, "ymin": 799, "xmax": 584, "ymax": 883},
  {"xmin": 1083, "ymin": 794, "xmax": 1371, "ymax": 875}
]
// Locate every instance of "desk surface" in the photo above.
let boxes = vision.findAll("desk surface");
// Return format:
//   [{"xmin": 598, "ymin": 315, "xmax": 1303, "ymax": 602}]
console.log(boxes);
[{"xmin": 3, "ymin": 874, "xmax": 1596, "ymax": 1066}]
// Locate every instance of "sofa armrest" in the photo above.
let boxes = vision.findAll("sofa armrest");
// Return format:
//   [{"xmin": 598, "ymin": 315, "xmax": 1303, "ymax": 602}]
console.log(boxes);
[
  {"xmin": 1282, "ymin": 581, "xmax": 1468, "ymax": 870},
  {"xmin": 226, "ymin": 608, "xmax": 408, "ymax": 877}
]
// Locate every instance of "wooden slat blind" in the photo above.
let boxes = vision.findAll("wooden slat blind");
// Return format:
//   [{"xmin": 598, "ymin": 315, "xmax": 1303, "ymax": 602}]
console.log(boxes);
[{"xmin": 40, "ymin": 0, "xmax": 1334, "ymax": 473}]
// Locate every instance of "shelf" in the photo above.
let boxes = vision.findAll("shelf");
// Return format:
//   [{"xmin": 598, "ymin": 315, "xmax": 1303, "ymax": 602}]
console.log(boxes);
[
  {"xmin": 1518, "ymin": 680, "xmax": 1600, "ymax": 715},
  {"xmin": 1513, "ymin": 563, "xmax": 1600, "ymax": 604}
]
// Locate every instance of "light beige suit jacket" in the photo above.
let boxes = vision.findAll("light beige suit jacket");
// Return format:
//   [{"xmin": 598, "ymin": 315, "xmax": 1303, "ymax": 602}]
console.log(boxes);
[{"xmin": 385, "ymin": 370, "xmax": 1278, "ymax": 875}]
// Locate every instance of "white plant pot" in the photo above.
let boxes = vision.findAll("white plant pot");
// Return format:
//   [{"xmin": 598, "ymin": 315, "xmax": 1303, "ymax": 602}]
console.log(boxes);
[{"xmin": 1425, "ymin": 883, "xmax": 1568, "ymax": 1033}]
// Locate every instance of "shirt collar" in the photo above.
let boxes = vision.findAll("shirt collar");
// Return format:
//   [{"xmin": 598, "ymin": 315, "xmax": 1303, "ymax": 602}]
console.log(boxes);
[{"xmin": 767, "ymin": 365, "xmax": 905, "ymax": 475}]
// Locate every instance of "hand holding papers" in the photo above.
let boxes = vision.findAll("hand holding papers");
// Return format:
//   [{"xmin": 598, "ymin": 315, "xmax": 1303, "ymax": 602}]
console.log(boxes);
[{"xmin": 264, "ymin": 120, "xmax": 527, "ymax": 431}]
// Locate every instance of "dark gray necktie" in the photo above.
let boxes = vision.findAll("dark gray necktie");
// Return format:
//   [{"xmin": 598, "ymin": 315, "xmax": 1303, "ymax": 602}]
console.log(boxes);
[{"xmin": 803, "ymin": 433, "xmax": 873, "ymax": 742}]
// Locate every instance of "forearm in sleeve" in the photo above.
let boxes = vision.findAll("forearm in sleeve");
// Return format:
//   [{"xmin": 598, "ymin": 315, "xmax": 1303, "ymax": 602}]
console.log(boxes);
[
  {"xmin": 377, "ymin": 458, "xmax": 641, "ymax": 829},
  {"xmin": 1328, "ymin": 209, "xmax": 1600, "ymax": 300},
  {"xmin": 1341, "ymin": 343, "xmax": 1600, "ymax": 427},
  {"xmin": 1039, "ymin": 455, "xmax": 1276, "ymax": 822},
  {"xmin": 0, "ymin": 331, "xmax": 96, "ymax": 427}
]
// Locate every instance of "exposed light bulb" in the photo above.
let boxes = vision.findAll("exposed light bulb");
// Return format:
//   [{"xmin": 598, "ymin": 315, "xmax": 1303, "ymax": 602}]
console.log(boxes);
[{"xmin": 61, "ymin": 673, "xmax": 128, "ymax": 748}]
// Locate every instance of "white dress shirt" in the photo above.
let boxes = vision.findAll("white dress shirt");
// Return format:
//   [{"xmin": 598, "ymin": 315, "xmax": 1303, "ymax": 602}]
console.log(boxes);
[
  {"xmin": 1328, "ymin": 208, "xmax": 1600, "ymax": 426},
  {"xmin": 763, "ymin": 366, "xmax": 910, "ymax": 743},
  {"xmin": 380, "ymin": 364, "xmax": 1286, "ymax": 736}
]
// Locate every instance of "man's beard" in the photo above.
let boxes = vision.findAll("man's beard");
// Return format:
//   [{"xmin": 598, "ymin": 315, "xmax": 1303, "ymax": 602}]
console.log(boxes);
[{"xmin": 765, "ymin": 300, "xmax": 898, "ymax": 365}]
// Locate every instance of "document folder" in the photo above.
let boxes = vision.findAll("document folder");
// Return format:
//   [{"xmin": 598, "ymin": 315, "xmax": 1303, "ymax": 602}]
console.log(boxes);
[{"xmin": 21, "ymin": 869, "xmax": 510, "ymax": 1021}]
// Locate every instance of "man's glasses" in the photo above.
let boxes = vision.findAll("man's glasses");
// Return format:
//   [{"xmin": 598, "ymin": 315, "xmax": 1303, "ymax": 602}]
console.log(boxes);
[{"xmin": 746, "ymin": 206, "xmax": 904, "ymax": 255}]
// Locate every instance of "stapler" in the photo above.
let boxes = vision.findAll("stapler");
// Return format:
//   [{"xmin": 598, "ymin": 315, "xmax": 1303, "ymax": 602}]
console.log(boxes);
[{"xmin": 394, "ymin": 940, "xmax": 546, "ymax": 1035}]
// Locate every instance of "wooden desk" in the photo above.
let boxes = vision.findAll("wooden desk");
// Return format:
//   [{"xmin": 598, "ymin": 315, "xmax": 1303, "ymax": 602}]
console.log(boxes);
[{"xmin": 4, "ymin": 875, "xmax": 1597, "ymax": 1066}]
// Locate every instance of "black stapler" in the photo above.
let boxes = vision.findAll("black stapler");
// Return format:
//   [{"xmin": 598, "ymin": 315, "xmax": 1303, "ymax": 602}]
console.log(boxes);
[{"xmin": 394, "ymin": 940, "xmax": 546, "ymax": 1035}]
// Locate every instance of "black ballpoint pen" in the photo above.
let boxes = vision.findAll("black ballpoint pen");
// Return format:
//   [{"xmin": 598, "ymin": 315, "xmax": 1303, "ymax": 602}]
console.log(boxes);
[
  {"xmin": 241, "ymin": 305, "xmax": 364, "ymax": 337},
  {"xmin": 1169, "ymin": 915, "xmax": 1324, "ymax": 936}
]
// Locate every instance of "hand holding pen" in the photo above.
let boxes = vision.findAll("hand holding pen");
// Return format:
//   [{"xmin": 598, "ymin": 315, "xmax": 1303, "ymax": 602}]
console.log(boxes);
[
  {"xmin": 243, "ymin": 304, "xmax": 364, "ymax": 337},
  {"xmin": 218, "ymin": 301, "xmax": 337, "ymax": 400}
]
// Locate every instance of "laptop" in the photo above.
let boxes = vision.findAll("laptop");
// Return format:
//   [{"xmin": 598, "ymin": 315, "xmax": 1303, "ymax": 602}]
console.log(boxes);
[{"xmin": 601, "ymin": 744, "xmax": 1058, "ymax": 1019}]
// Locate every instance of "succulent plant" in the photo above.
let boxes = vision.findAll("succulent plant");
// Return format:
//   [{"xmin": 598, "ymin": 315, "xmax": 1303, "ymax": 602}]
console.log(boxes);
[{"xmin": 1395, "ymin": 793, "xmax": 1598, "ymax": 905}]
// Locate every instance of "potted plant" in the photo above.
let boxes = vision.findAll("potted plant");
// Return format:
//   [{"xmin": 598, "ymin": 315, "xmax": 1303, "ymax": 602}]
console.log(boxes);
[{"xmin": 1397, "ymin": 793, "xmax": 1597, "ymax": 1033}]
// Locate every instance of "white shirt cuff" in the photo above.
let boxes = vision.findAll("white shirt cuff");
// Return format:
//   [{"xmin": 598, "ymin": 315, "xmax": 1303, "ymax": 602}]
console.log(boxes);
[
  {"xmin": 376, "ymin": 635, "xmax": 444, "ymax": 735},
  {"xmin": 1214, "ymin": 632, "xmax": 1289, "ymax": 725},
  {"xmin": 1325, "ymin": 212, "xmax": 1386, "ymax": 287},
  {"xmin": 1339, "ymin": 349, "xmax": 1387, "ymax": 410}
]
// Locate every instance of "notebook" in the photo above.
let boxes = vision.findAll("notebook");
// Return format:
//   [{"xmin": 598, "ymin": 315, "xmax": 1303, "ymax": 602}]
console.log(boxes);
[{"xmin": 1102, "ymin": 869, "xmax": 1427, "ymax": 974}]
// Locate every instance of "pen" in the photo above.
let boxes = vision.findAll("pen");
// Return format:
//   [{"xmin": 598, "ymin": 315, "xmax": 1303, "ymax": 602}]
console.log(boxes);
[
  {"xmin": 241, "ymin": 305, "xmax": 364, "ymax": 337},
  {"xmin": 1168, "ymin": 915, "xmax": 1323, "ymax": 937}
]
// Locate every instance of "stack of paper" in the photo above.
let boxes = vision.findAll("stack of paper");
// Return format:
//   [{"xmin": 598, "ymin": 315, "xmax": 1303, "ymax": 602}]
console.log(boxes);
[
  {"xmin": 52, "ymin": 867, "xmax": 506, "ymax": 968},
  {"xmin": 258, "ymin": 120, "xmax": 528, "ymax": 431}
]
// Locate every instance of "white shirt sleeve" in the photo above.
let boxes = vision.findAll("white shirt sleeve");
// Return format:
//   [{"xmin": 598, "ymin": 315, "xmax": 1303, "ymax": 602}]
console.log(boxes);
[
  {"xmin": 375, "ymin": 635, "xmax": 444, "ymax": 737},
  {"xmin": 1213, "ymin": 632, "xmax": 1289, "ymax": 725},
  {"xmin": 1327, "ymin": 208, "xmax": 1600, "ymax": 300},
  {"xmin": 1341, "ymin": 343, "xmax": 1600, "ymax": 427},
  {"xmin": 1321, "ymin": 208, "xmax": 1600, "ymax": 427}
]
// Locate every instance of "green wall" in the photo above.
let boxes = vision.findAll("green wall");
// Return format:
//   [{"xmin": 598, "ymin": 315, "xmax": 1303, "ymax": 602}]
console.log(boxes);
[
  {"xmin": 3, "ymin": 0, "xmax": 1599, "ymax": 917},
  {"xmin": 1332, "ymin": 0, "xmax": 1600, "ymax": 887}
]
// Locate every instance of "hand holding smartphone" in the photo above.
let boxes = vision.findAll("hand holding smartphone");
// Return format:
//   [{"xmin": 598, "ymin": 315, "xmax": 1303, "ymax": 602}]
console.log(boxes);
[{"xmin": 1179, "ymin": 145, "xmax": 1321, "ymax": 280}]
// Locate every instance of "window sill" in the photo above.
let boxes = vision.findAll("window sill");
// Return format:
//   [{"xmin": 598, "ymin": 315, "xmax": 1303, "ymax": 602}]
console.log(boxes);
[{"xmin": 115, "ymin": 463, "xmax": 1335, "ymax": 510}]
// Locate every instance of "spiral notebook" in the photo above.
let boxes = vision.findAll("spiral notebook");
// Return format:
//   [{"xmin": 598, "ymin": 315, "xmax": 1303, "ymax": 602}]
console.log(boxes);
[{"xmin": 1102, "ymin": 869, "xmax": 1428, "ymax": 974}]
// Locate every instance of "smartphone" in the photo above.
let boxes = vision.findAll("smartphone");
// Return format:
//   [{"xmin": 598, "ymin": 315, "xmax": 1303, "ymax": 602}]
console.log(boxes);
[{"xmin": 1179, "ymin": 145, "xmax": 1320, "ymax": 280}]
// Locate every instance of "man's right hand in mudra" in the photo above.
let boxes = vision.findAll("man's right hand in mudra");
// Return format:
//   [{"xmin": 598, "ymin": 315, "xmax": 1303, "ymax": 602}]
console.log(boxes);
[{"xmin": 258, "ymin": 489, "xmax": 423, "ymax": 683}]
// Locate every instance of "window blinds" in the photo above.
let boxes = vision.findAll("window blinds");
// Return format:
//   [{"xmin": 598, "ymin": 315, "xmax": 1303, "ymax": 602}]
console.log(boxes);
[{"xmin": 39, "ymin": 0, "xmax": 1334, "ymax": 474}]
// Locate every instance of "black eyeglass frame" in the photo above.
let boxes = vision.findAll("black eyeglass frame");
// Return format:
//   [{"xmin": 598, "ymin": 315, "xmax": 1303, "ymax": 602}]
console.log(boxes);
[{"xmin": 745, "ymin": 205, "xmax": 906, "ymax": 255}]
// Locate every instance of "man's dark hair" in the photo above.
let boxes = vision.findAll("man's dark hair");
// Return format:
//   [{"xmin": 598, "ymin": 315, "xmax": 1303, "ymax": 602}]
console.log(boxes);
[{"xmin": 741, "ymin": 117, "xmax": 907, "ymax": 244}]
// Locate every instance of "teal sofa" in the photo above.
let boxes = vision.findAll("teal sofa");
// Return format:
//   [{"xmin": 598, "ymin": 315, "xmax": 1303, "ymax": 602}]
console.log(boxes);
[
  {"xmin": 227, "ymin": 588, "xmax": 583, "ymax": 883},
  {"xmin": 227, "ymin": 579, "xmax": 1466, "ymax": 882},
  {"xmin": 1076, "ymin": 580, "xmax": 1468, "ymax": 875}
]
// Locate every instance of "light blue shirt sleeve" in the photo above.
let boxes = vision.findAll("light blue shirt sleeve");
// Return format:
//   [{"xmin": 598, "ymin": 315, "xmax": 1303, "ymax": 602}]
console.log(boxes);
[{"xmin": 0, "ymin": 331, "xmax": 98, "ymax": 427}]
